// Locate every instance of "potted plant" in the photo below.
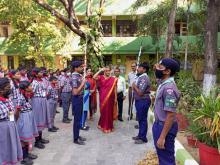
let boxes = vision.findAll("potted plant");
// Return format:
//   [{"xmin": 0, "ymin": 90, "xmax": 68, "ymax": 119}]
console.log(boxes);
[
  {"xmin": 190, "ymin": 92, "xmax": 220, "ymax": 165},
  {"xmin": 176, "ymin": 71, "xmax": 201, "ymax": 131}
]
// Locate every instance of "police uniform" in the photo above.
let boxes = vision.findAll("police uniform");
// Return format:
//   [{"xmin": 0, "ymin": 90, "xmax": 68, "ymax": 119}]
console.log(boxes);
[
  {"xmin": 71, "ymin": 61, "xmax": 84, "ymax": 143},
  {"xmin": 153, "ymin": 58, "xmax": 180, "ymax": 165},
  {"xmin": 134, "ymin": 72, "xmax": 151, "ymax": 142}
]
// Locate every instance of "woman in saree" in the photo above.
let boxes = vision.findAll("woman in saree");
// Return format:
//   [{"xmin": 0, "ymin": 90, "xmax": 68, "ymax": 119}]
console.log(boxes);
[{"xmin": 93, "ymin": 67, "xmax": 118, "ymax": 133}]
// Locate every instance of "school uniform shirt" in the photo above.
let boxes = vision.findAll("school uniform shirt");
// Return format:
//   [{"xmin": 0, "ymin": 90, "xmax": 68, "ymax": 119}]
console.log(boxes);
[
  {"xmin": 9, "ymin": 80, "xmax": 21, "ymax": 109},
  {"xmin": 42, "ymin": 77, "xmax": 50, "ymax": 89},
  {"xmin": 71, "ymin": 72, "xmax": 83, "ymax": 96},
  {"xmin": 20, "ymin": 76, "xmax": 29, "ymax": 81},
  {"xmin": 154, "ymin": 77, "xmax": 180, "ymax": 122},
  {"xmin": 32, "ymin": 79, "xmax": 47, "ymax": 98},
  {"xmin": 0, "ymin": 97, "xmax": 15, "ymax": 120},
  {"xmin": 128, "ymin": 71, "xmax": 136, "ymax": 87},
  {"xmin": 17, "ymin": 93, "xmax": 32, "ymax": 112},
  {"xmin": 134, "ymin": 73, "xmax": 151, "ymax": 100},
  {"xmin": 59, "ymin": 76, "xmax": 72, "ymax": 93},
  {"xmin": 47, "ymin": 84, "xmax": 59, "ymax": 100},
  {"xmin": 116, "ymin": 76, "xmax": 126, "ymax": 96}
]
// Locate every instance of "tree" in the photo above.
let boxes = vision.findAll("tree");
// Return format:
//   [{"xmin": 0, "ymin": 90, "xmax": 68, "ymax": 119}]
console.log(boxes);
[
  {"xmin": 32, "ymin": 0, "xmax": 105, "ymax": 70},
  {"xmin": 202, "ymin": 0, "xmax": 220, "ymax": 94}
]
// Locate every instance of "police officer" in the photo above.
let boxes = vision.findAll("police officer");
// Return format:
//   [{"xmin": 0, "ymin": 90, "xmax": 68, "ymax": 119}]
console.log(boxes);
[
  {"xmin": 132, "ymin": 62, "xmax": 151, "ymax": 144},
  {"xmin": 71, "ymin": 61, "xmax": 87, "ymax": 145},
  {"xmin": 153, "ymin": 58, "xmax": 180, "ymax": 165}
]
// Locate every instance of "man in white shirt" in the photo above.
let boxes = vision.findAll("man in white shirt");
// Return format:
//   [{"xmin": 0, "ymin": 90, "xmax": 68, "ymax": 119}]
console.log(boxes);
[
  {"xmin": 114, "ymin": 67, "xmax": 126, "ymax": 122},
  {"xmin": 127, "ymin": 63, "xmax": 137, "ymax": 120}
]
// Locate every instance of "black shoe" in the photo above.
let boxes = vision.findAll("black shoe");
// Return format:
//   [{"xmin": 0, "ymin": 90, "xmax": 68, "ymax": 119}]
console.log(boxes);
[
  {"xmin": 28, "ymin": 153, "xmax": 38, "ymax": 160},
  {"xmin": 81, "ymin": 126, "xmax": 89, "ymax": 131},
  {"xmin": 135, "ymin": 139, "xmax": 148, "ymax": 144},
  {"xmin": 118, "ymin": 118, "xmax": 124, "ymax": 122},
  {"xmin": 40, "ymin": 138, "xmax": 49, "ymax": 144},
  {"xmin": 21, "ymin": 158, "xmax": 33, "ymax": 165},
  {"xmin": 74, "ymin": 139, "xmax": 85, "ymax": 145},
  {"xmin": 63, "ymin": 119, "xmax": 71, "ymax": 123},
  {"xmin": 56, "ymin": 110, "xmax": 60, "ymax": 113},
  {"xmin": 127, "ymin": 115, "xmax": 133, "ymax": 120},
  {"xmin": 79, "ymin": 136, "xmax": 86, "ymax": 141},
  {"xmin": 132, "ymin": 136, "xmax": 140, "ymax": 140},
  {"xmin": 134, "ymin": 125, "xmax": 139, "ymax": 129},
  {"xmin": 48, "ymin": 128, "xmax": 57, "ymax": 132},
  {"xmin": 53, "ymin": 126, "xmax": 59, "ymax": 130},
  {"xmin": 67, "ymin": 118, "xmax": 72, "ymax": 121},
  {"xmin": 34, "ymin": 141, "xmax": 45, "ymax": 149}
]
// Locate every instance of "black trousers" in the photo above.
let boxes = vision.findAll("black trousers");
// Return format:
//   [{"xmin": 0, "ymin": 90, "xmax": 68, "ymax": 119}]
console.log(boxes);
[
  {"xmin": 128, "ymin": 87, "xmax": 134, "ymax": 117},
  {"xmin": 117, "ymin": 92, "xmax": 124, "ymax": 119}
]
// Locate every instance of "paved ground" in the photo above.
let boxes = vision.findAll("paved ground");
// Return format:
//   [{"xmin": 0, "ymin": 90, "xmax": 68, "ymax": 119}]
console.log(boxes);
[{"xmin": 32, "ymin": 98, "xmax": 154, "ymax": 165}]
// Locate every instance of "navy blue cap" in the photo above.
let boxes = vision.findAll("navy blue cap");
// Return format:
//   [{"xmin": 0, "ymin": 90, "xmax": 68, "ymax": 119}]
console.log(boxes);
[
  {"xmin": 71, "ymin": 61, "xmax": 83, "ymax": 68},
  {"xmin": 160, "ymin": 58, "xmax": 180, "ymax": 73}
]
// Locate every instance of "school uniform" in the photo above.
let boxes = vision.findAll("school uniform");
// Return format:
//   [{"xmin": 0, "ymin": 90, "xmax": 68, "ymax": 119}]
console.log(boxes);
[
  {"xmin": 71, "ymin": 72, "xmax": 83, "ymax": 141},
  {"xmin": 80, "ymin": 81, "xmax": 90, "ymax": 128},
  {"xmin": 60, "ymin": 75, "xmax": 72, "ymax": 121},
  {"xmin": 47, "ymin": 84, "xmax": 59, "ymax": 128},
  {"xmin": 134, "ymin": 73, "xmax": 151, "ymax": 143},
  {"xmin": 0, "ymin": 97, "xmax": 23, "ymax": 165},
  {"xmin": 31, "ymin": 79, "xmax": 51, "ymax": 131},
  {"xmin": 9, "ymin": 80, "xmax": 20, "ymax": 109},
  {"xmin": 153, "ymin": 77, "xmax": 180, "ymax": 165},
  {"xmin": 16, "ymin": 92, "xmax": 38, "ymax": 142}
]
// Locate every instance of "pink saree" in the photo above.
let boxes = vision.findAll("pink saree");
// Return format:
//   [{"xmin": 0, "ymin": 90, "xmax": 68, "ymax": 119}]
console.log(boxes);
[{"xmin": 97, "ymin": 75, "xmax": 118, "ymax": 133}]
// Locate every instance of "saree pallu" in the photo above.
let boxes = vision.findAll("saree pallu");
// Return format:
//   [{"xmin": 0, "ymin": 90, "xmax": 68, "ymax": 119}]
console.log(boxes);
[{"xmin": 98, "ymin": 75, "xmax": 118, "ymax": 133}]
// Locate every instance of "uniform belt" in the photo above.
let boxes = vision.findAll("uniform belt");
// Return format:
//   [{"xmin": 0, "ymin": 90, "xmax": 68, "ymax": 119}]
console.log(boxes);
[
  {"xmin": 20, "ymin": 110, "xmax": 32, "ymax": 113},
  {"xmin": 0, "ymin": 118, "xmax": 9, "ymax": 122}
]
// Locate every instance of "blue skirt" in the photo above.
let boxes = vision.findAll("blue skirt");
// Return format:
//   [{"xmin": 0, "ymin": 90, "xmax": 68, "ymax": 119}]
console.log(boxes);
[
  {"xmin": 31, "ymin": 97, "xmax": 51, "ymax": 131},
  {"xmin": 16, "ymin": 111, "xmax": 39, "ymax": 142},
  {"xmin": 0, "ymin": 121, "xmax": 23, "ymax": 165}
]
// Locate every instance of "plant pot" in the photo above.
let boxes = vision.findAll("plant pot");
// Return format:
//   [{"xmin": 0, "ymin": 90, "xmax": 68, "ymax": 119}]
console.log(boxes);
[
  {"xmin": 186, "ymin": 135, "xmax": 198, "ymax": 148},
  {"xmin": 198, "ymin": 142, "xmax": 220, "ymax": 165},
  {"xmin": 176, "ymin": 113, "xmax": 189, "ymax": 131}
]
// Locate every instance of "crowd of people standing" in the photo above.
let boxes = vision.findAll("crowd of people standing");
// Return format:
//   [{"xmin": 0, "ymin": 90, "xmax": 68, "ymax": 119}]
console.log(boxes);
[{"xmin": 0, "ymin": 57, "xmax": 181, "ymax": 165}]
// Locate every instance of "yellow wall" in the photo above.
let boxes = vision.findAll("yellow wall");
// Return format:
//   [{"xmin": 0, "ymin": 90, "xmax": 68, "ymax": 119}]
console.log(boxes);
[
  {"xmin": 1, "ymin": 56, "xmax": 8, "ymax": 69},
  {"xmin": 14, "ymin": 56, "xmax": 19, "ymax": 69}
]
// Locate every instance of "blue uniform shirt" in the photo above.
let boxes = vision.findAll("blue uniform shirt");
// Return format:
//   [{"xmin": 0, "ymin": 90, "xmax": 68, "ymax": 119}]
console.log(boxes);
[
  {"xmin": 154, "ymin": 77, "xmax": 180, "ymax": 122},
  {"xmin": 71, "ymin": 72, "xmax": 83, "ymax": 96},
  {"xmin": 134, "ymin": 73, "xmax": 151, "ymax": 100}
]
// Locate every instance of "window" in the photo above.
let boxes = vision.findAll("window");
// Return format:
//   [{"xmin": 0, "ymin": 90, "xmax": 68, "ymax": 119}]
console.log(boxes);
[
  {"xmin": 101, "ymin": 20, "xmax": 112, "ymax": 37},
  {"xmin": 2, "ymin": 27, "xmax": 8, "ymax": 37},
  {"xmin": 175, "ymin": 22, "xmax": 187, "ymax": 35},
  {"xmin": 8, "ymin": 56, "xmax": 14, "ymax": 69},
  {"xmin": 116, "ymin": 20, "xmax": 137, "ymax": 37},
  {"xmin": 103, "ymin": 55, "xmax": 112, "ymax": 66}
]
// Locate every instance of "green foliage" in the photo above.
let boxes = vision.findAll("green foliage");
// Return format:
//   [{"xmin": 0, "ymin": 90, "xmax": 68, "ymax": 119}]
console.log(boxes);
[
  {"xmin": 0, "ymin": 0, "xmax": 66, "ymax": 68},
  {"xmin": 176, "ymin": 70, "xmax": 202, "ymax": 114},
  {"xmin": 189, "ymin": 91, "xmax": 220, "ymax": 149}
]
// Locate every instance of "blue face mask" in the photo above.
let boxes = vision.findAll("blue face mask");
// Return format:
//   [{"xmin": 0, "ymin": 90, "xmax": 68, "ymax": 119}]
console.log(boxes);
[{"xmin": 155, "ymin": 69, "xmax": 164, "ymax": 79}]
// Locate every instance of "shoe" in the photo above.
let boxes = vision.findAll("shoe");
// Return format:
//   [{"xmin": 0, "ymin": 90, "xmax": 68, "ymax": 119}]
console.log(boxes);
[
  {"xmin": 40, "ymin": 138, "xmax": 49, "ymax": 144},
  {"xmin": 79, "ymin": 136, "xmax": 86, "ymax": 141},
  {"xmin": 67, "ymin": 118, "xmax": 72, "ymax": 121},
  {"xmin": 132, "ymin": 136, "xmax": 140, "ymax": 140},
  {"xmin": 73, "ymin": 139, "xmax": 85, "ymax": 145},
  {"xmin": 118, "ymin": 118, "xmax": 124, "ymax": 122},
  {"xmin": 127, "ymin": 115, "xmax": 133, "ymax": 120},
  {"xmin": 134, "ymin": 125, "xmax": 139, "ymax": 129},
  {"xmin": 53, "ymin": 126, "xmax": 59, "ymax": 130},
  {"xmin": 81, "ymin": 126, "xmax": 89, "ymax": 131},
  {"xmin": 56, "ymin": 110, "xmax": 60, "ymax": 113},
  {"xmin": 34, "ymin": 141, "xmax": 45, "ymax": 149},
  {"xmin": 28, "ymin": 153, "xmax": 38, "ymax": 160},
  {"xmin": 21, "ymin": 158, "xmax": 33, "ymax": 165},
  {"xmin": 135, "ymin": 139, "xmax": 148, "ymax": 144},
  {"xmin": 63, "ymin": 119, "xmax": 71, "ymax": 123},
  {"xmin": 48, "ymin": 128, "xmax": 57, "ymax": 132}
]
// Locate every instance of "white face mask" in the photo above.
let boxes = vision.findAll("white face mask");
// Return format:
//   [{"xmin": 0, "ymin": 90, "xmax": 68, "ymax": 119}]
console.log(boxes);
[
  {"xmin": 67, "ymin": 72, "xmax": 71, "ymax": 76},
  {"xmin": 61, "ymin": 72, "xmax": 65, "ymax": 75}
]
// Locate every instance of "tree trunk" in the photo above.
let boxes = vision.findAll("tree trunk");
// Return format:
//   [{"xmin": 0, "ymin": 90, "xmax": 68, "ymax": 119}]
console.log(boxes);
[
  {"xmin": 165, "ymin": 0, "xmax": 177, "ymax": 57},
  {"xmin": 202, "ymin": 0, "xmax": 220, "ymax": 95}
]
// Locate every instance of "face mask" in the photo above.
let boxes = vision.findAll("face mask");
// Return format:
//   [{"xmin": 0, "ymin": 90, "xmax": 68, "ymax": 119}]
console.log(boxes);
[
  {"xmin": 3, "ymin": 89, "xmax": 12, "ymax": 98},
  {"xmin": 61, "ymin": 72, "xmax": 65, "ymax": 76},
  {"xmin": 155, "ymin": 69, "xmax": 164, "ymax": 79},
  {"xmin": 66, "ymin": 72, "xmax": 71, "ymax": 76}
]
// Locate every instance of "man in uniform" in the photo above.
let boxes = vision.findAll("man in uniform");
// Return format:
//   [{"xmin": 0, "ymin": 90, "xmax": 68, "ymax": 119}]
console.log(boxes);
[
  {"xmin": 153, "ymin": 58, "xmax": 180, "ymax": 165},
  {"xmin": 71, "ymin": 61, "xmax": 86, "ymax": 145},
  {"xmin": 132, "ymin": 62, "xmax": 151, "ymax": 144}
]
